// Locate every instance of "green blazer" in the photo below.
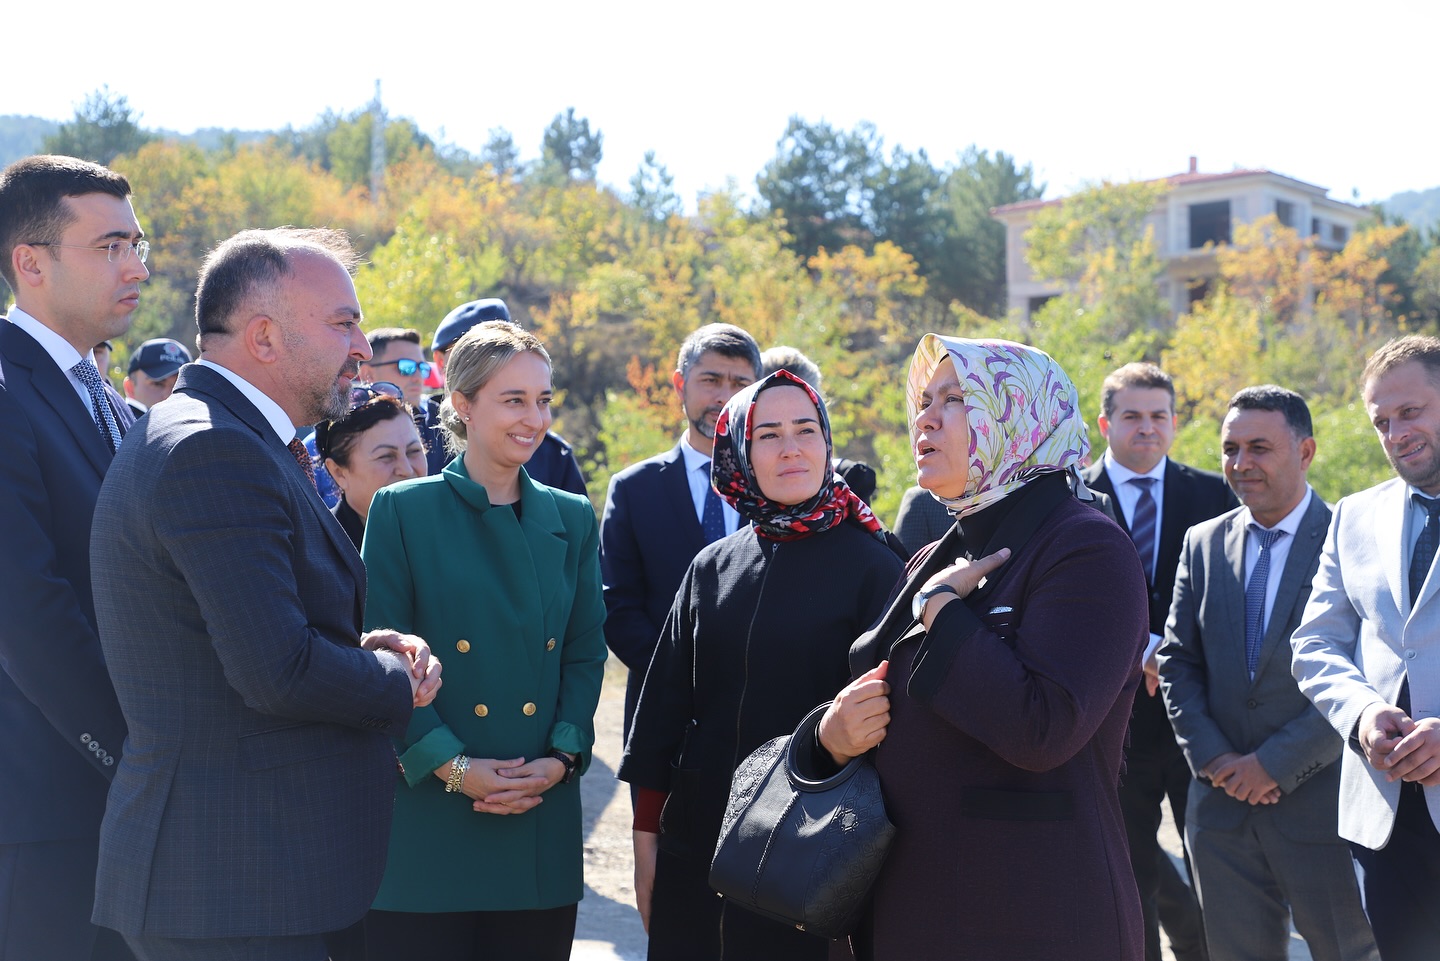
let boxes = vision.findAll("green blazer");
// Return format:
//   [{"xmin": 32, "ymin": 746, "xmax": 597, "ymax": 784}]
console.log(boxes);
[{"xmin": 361, "ymin": 459, "xmax": 607, "ymax": 912}]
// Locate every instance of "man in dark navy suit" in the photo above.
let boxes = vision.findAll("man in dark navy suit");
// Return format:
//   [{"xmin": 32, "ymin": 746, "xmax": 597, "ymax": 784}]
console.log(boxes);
[
  {"xmin": 1083, "ymin": 362, "xmax": 1237, "ymax": 961},
  {"xmin": 0, "ymin": 155, "xmax": 147, "ymax": 961}
]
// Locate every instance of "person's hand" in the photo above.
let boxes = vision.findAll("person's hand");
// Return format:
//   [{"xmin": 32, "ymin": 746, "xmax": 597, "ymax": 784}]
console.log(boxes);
[
  {"xmin": 633, "ymin": 830, "xmax": 658, "ymax": 933},
  {"xmin": 1208, "ymin": 752, "xmax": 1279, "ymax": 804},
  {"xmin": 919, "ymin": 549, "xmax": 1012, "ymax": 629},
  {"xmin": 1142, "ymin": 652, "xmax": 1161, "ymax": 697},
  {"xmin": 469, "ymin": 756, "xmax": 566, "ymax": 813},
  {"xmin": 819, "ymin": 661, "xmax": 891, "ymax": 766},
  {"xmin": 1380, "ymin": 716, "xmax": 1440, "ymax": 785},
  {"xmin": 431, "ymin": 757, "xmax": 545, "ymax": 815},
  {"xmin": 1358, "ymin": 703, "xmax": 1413, "ymax": 773},
  {"xmin": 362, "ymin": 629, "xmax": 443, "ymax": 706}
]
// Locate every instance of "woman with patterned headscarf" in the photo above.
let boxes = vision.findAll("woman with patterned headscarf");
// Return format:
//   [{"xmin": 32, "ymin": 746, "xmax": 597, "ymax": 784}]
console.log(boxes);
[
  {"xmin": 619, "ymin": 369, "xmax": 907, "ymax": 961},
  {"xmin": 813, "ymin": 336, "xmax": 1149, "ymax": 961}
]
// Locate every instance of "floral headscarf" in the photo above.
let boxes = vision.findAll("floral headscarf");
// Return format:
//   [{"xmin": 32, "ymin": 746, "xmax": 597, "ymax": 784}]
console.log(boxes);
[
  {"xmin": 712, "ymin": 369, "xmax": 883, "ymax": 542},
  {"xmin": 906, "ymin": 334, "xmax": 1090, "ymax": 519}
]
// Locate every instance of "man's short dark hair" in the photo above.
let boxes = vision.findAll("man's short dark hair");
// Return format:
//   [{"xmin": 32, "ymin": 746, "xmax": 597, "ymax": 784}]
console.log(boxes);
[
  {"xmin": 195, "ymin": 227, "xmax": 359, "ymax": 347},
  {"xmin": 1362, "ymin": 335, "xmax": 1440, "ymax": 392},
  {"xmin": 1227, "ymin": 384, "xmax": 1313, "ymax": 440},
  {"xmin": 676, "ymin": 323, "xmax": 761, "ymax": 382},
  {"xmin": 1101, "ymin": 362, "xmax": 1175, "ymax": 418},
  {"xmin": 366, "ymin": 327, "xmax": 421, "ymax": 357},
  {"xmin": 0, "ymin": 155, "xmax": 132, "ymax": 292}
]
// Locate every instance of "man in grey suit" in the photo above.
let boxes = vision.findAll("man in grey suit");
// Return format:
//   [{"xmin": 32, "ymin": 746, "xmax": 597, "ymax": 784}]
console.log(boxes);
[
  {"xmin": 1292, "ymin": 335, "xmax": 1440, "ymax": 961},
  {"xmin": 90, "ymin": 227, "xmax": 441, "ymax": 961},
  {"xmin": 1159, "ymin": 386, "xmax": 1375, "ymax": 961}
]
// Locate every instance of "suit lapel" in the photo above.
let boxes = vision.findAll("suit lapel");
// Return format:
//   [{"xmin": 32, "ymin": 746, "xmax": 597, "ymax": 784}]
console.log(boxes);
[
  {"xmin": 2, "ymin": 324, "xmax": 113, "ymax": 476},
  {"xmin": 1218, "ymin": 513, "xmax": 1249, "ymax": 677},
  {"xmin": 1254, "ymin": 496, "xmax": 1328, "ymax": 681},
  {"xmin": 1376, "ymin": 481, "xmax": 1407, "ymax": 616},
  {"xmin": 1083, "ymin": 463, "xmax": 1124, "ymax": 532},
  {"xmin": 1157, "ymin": 461, "xmax": 1190, "ymax": 578},
  {"xmin": 661, "ymin": 443, "xmax": 706, "ymax": 550}
]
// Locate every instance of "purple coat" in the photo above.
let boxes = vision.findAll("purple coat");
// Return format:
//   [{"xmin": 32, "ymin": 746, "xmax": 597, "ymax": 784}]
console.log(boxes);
[{"xmin": 844, "ymin": 477, "xmax": 1147, "ymax": 961}]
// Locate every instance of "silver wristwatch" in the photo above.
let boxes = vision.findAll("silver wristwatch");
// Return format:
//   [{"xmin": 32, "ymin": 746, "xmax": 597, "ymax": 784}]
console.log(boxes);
[{"xmin": 912, "ymin": 584, "xmax": 959, "ymax": 621}]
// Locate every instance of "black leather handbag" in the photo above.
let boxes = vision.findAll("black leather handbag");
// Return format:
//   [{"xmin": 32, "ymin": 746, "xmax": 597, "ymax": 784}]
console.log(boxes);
[{"xmin": 708, "ymin": 703, "xmax": 894, "ymax": 938}]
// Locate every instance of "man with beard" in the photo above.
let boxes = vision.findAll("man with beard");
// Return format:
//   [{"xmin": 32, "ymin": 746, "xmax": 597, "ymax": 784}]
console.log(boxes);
[
  {"xmin": 1291, "ymin": 335, "xmax": 1440, "ymax": 961},
  {"xmin": 89, "ymin": 227, "xmax": 441, "ymax": 961},
  {"xmin": 600, "ymin": 322, "xmax": 760, "ymax": 744}
]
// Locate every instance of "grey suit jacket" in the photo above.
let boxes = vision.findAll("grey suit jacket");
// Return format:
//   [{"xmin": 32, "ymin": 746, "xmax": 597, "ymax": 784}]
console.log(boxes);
[
  {"xmin": 90, "ymin": 364, "xmax": 415, "ymax": 938},
  {"xmin": 1159, "ymin": 494, "xmax": 1341, "ymax": 839},
  {"xmin": 1291, "ymin": 476, "xmax": 1440, "ymax": 848}
]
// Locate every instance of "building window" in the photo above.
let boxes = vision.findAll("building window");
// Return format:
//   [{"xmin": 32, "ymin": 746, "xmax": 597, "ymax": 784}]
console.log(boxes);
[
  {"xmin": 1311, "ymin": 217, "xmax": 1322, "ymax": 237},
  {"xmin": 1027, "ymin": 294, "xmax": 1056, "ymax": 317},
  {"xmin": 1332, "ymin": 224, "xmax": 1349, "ymax": 245},
  {"xmin": 1190, "ymin": 201, "xmax": 1231, "ymax": 248},
  {"xmin": 1275, "ymin": 199, "xmax": 1296, "ymax": 228}
]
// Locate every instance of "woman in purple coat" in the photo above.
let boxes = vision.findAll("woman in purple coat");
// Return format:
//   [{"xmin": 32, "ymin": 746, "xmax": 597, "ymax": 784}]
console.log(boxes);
[{"xmin": 817, "ymin": 335, "xmax": 1148, "ymax": 961}]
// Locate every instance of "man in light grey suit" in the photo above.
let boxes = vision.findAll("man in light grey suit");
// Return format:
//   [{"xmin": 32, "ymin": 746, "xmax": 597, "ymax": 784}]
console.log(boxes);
[
  {"xmin": 1160, "ymin": 386, "xmax": 1375, "ymax": 961},
  {"xmin": 1291, "ymin": 335, "xmax": 1440, "ymax": 961},
  {"xmin": 91, "ymin": 227, "xmax": 441, "ymax": 961}
]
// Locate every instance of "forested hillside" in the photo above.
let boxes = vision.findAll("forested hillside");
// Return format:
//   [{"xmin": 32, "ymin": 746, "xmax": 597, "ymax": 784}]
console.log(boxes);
[{"xmin": 3, "ymin": 91, "xmax": 1437, "ymax": 517}]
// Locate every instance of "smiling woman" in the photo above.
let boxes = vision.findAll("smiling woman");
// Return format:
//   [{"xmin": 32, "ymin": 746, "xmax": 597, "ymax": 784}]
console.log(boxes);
[{"xmin": 356, "ymin": 320, "xmax": 607, "ymax": 961}]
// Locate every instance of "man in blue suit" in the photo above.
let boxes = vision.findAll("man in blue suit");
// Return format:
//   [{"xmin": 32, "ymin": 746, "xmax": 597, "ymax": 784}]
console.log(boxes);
[
  {"xmin": 90, "ymin": 227, "xmax": 440, "ymax": 961},
  {"xmin": 0, "ymin": 155, "xmax": 148, "ymax": 961}
]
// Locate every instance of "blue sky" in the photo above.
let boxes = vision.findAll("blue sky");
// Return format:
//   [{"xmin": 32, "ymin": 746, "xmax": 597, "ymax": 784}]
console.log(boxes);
[{"xmin": 6, "ymin": 0, "xmax": 1434, "ymax": 208}]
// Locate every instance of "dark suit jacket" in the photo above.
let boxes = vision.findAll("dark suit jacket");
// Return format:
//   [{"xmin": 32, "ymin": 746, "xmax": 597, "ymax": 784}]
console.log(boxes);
[
  {"xmin": 1083, "ymin": 457, "xmax": 1237, "ymax": 757},
  {"xmin": 1159, "ymin": 494, "xmax": 1343, "ymax": 839},
  {"xmin": 600, "ymin": 443, "xmax": 708, "ymax": 724},
  {"xmin": 0, "ymin": 320, "xmax": 134, "ymax": 844},
  {"xmin": 89, "ymin": 364, "xmax": 415, "ymax": 939}
]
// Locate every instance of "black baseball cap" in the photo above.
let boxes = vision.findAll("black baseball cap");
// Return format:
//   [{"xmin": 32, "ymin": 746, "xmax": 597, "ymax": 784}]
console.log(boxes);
[
  {"xmin": 128, "ymin": 338, "xmax": 192, "ymax": 378},
  {"xmin": 432, "ymin": 298, "xmax": 512, "ymax": 352}
]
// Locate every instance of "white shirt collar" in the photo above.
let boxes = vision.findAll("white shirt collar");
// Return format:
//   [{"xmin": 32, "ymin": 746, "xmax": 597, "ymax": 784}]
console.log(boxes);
[
  {"xmin": 6, "ymin": 306, "xmax": 88, "ymax": 371},
  {"xmin": 1241, "ymin": 486, "xmax": 1313, "ymax": 536},
  {"xmin": 679, "ymin": 435, "xmax": 713, "ymax": 472},
  {"xmin": 1104, "ymin": 452, "xmax": 1167, "ymax": 486},
  {"xmin": 195, "ymin": 359, "xmax": 298, "ymax": 444}
]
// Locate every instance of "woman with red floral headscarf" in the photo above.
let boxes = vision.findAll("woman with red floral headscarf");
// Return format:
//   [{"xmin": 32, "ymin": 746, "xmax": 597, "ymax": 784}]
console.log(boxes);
[{"xmin": 619, "ymin": 369, "xmax": 907, "ymax": 961}]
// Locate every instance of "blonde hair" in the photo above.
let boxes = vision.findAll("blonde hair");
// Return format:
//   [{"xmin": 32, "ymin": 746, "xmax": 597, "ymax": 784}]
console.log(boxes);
[{"xmin": 438, "ymin": 320, "xmax": 550, "ymax": 455}]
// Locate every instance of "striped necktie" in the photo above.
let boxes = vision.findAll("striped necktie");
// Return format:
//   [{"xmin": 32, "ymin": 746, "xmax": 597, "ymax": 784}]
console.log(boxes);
[
  {"xmin": 1244, "ymin": 525, "xmax": 1285, "ymax": 679},
  {"xmin": 1128, "ymin": 476, "xmax": 1158, "ymax": 583}
]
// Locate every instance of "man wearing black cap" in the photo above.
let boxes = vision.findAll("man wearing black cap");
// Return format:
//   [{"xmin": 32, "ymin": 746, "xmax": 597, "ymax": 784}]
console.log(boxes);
[
  {"xmin": 430, "ymin": 297, "xmax": 587, "ymax": 495},
  {"xmin": 122, "ymin": 337, "xmax": 191, "ymax": 416}
]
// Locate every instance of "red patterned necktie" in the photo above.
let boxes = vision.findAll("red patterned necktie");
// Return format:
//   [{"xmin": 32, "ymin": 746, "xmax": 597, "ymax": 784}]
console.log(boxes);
[{"xmin": 287, "ymin": 438, "xmax": 317, "ymax": 490}]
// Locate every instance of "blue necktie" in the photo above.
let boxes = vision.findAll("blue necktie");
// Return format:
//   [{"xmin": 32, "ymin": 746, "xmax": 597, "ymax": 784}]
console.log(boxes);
[
  {"xmin": 72, "ymin": 358, "xmax": 122, "ymax": 454},
  {"xmin": 701, "ymin": 463, "xmax": 726, "ymax": 544},
  {"xmin": 1409, "ymin": 494, "xmax": 1440, "ymax": 607},
  {"xmin": 1128, "ymin": 477, "xmax": 1158, "ymax": 584},
  {"xmin": 1244, "ymin": 524, "xmax": 1285, "ymax": 679}
]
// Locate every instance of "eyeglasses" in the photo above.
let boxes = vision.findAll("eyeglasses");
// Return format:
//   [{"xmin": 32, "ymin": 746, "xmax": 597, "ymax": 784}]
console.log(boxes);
[
  {"xmin": 26, "ymin": 239, "xmax": 150, "ymax": 265},
  {"xmin": 350, "ymin": 381, "xmax": 403, "ymax": 410},
  {"xmin": 368, "ymin": 358, "xmax": 432, "ymax": 378}
]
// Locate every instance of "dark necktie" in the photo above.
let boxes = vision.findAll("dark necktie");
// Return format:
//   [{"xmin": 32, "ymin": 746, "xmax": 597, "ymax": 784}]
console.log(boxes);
[
  {"xmin": 1244, "ymin": 524, "xmax": 1286, "ymax": 679},
  {"xmin": 288, "ymin": 438, "xmax": 318, "ymax": 491},
  {"xmin": 1408, "ymin": 494, "xmax": 1440, "ymax": 607},
  {"xmin": 72, "ymin": 358, "xmax": 122, "ymax": 454},
  {"xmin": 701, "ymin": 462, "xmax": 726, "ymax": 544},
  {"xmin": 1127, "ymin": 476, "xmax": 1158, "ymax": 583}
]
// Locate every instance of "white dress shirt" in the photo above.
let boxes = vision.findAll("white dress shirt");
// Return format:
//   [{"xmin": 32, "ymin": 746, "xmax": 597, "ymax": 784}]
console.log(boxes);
[
  {"xmin": 195, "ymin": 359, "xmax": 298, "ymax": 443},
  {"xmin": 1240, "ymin": 486, "xmax": 1314, "ymax": 636},
  {"xmin": 6, "ymin": 306, "xmax": 100, "ymax": 420},
  {"xmin": 679, "ymin": 436, "xmax": 740, "ymax": 535}
]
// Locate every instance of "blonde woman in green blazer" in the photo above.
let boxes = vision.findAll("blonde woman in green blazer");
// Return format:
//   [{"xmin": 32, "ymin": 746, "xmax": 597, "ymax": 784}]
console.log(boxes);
[{"xmin": 359, "ymin": 320, "xmax": 607, "ymax": 961}]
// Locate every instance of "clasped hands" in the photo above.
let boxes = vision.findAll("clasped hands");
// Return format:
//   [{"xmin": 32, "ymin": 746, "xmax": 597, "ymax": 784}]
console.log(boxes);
[
  {"xmin": 1359, "ymin": 703, "xmax": 1440, "ymax": 786},
  {"xmin": 436, "ymin": 754, "xmax": 572, "ymax": 815},
  {"xmin": 1203, "ymin": 752, "xmax": 1280, "ymax": 805},
  {"xmin": 361, "ymin": 629, "xmax": 443, "ymax": 707}
]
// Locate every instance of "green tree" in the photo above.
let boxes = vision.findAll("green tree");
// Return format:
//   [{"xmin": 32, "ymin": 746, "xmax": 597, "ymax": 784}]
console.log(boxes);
[
  {"xmin": 540, "ymin": 108, "xmax": 603, "ymax": 182},
  {"xmin": 629, "ymin": 150, "xmax": 681, "ymax": 222},
  {"xmin": 938, "ymin": 147, "xmax": 1044, "ymax": 315},
  {"xmin": 755, "ymin": 117, "xmax": 880, "ymax": 258},
  {"xmin": 480, "ymin": 127, "xmax": 522, "ymax": 178},
  {"xmin": 42, "ymin": 87, "xmax": 154, "ymax": 166}
]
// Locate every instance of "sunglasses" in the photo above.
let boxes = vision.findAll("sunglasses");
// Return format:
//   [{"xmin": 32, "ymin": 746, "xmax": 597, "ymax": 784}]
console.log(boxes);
[
  {"xmin": 350, "ymin": 381, "xmax": 404, "ymax": 410},
  {"xmin": 369, "ymin": 358, "xmax": 433, "ymax": 378}
]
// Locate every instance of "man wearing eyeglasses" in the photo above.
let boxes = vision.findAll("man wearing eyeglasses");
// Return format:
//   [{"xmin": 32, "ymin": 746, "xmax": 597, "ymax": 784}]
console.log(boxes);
[
  {"xmin": 359, "ymin": 327, "xmax": 448, "ymax": 476},
  {"xmin": 0, "ymin": 154, "xmax": 147, "ymax": 961}
]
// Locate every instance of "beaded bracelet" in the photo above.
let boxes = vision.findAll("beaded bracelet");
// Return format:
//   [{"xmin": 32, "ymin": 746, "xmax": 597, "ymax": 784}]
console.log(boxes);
[{"xmin": 445, "ymin": 754, "xmax": 469, "ymax": 793}]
